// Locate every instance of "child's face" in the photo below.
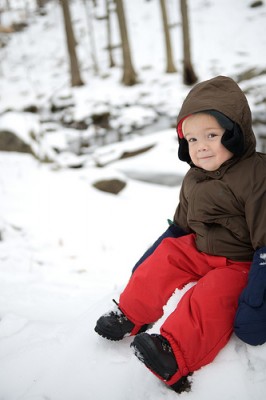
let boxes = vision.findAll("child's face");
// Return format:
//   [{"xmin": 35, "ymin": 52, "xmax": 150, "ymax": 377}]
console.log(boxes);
[{"xmin": 182, "ymin": 113, "xmax": 234, "ymax": 171}]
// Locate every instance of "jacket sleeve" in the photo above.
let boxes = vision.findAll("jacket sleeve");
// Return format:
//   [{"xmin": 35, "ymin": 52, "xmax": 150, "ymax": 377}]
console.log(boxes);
[
  {"xmin": 173, "ymin": 180, "xmax": 191, "ymax": 232},
  {"xmin": 234, "ymin": 246, "xmax": 266, "ymax": 345},
  {"xmin": 132, "ymin": 221, "xmax": 188, "ymax": 273},
  {"xmin": 244, "ymin": 156, "xmax": 266, "ymax": 250},
  {"xmin": 233, "ymin": 157, "xmax": 266, "ymax": 345}
]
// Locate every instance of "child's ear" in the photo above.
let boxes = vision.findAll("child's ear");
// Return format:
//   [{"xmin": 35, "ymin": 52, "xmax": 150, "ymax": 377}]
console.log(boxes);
[
  {"xmin": 221, "ymin": 123, "xmax": 245, "ymax": 157},
  {"xmin": 178, "ymin": 138, "xmax": 191, "ymax": 163}
]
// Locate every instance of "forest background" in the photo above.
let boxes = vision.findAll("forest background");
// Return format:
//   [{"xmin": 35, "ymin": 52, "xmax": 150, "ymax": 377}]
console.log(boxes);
[{"xmin": 0, "ymin": 1, "xmax": 266, "ymax": 399}]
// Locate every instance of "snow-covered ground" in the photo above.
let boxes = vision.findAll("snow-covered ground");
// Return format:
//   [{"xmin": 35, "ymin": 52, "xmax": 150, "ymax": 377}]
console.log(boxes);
[{"xmin": 0, "ymin": 0, "xmax": 266, "ymax": 399}]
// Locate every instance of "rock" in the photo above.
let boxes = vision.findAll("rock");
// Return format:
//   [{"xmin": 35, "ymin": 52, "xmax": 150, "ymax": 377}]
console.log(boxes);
[
  {"xmin": 91, "ymin": 111, "xmax": 110, "ymax": 128},
  {"xmin": 92, "ymin": 178, "xmax": 126, "ymax": 194},
  {"xmin": 250, "ymin": 1, "xmax": 263, "ymax": 7},
  {"xmin": 236, "ymin": 67, "xmax": 266, "ymax": 83},
  {"xmin": 120, "ymin": 144, "xmax": 155, "ymax": 160},
  {"xmin": 0, "ymin": 130, "xmax": 34, "ymax": 155},
  {"xmin": 23, "ymin": 105, "xmax": 39, "ymax": 113}
]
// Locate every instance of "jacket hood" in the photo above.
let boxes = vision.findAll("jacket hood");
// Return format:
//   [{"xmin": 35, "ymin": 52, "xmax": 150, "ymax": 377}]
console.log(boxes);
[{"xmin": 176, "ymin": 75, "xmax": 256, "ymax": 162}]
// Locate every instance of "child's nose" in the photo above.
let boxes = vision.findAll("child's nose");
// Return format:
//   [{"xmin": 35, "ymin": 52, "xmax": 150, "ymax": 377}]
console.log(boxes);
[{"xmin": 197, "ymin": 140, "xmax": 208, "ymax": 151}]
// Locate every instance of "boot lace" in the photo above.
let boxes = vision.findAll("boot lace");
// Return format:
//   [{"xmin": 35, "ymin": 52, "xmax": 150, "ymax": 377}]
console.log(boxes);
[
  {"xmin": 111, "ymin": 299, "xmax": 129, "ymax": 324},
  {"xmin": 159, "ymin": 335, "xmax": 173, "ymax": 354}
]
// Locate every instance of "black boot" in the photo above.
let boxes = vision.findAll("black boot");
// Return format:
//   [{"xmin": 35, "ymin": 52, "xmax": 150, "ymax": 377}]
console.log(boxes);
[
  {"xmin": 131, "ymin": 332, "xmax": 192, "ymax": 393},
  {"xmin": 95, "ymin": 300, "xmax": 149, "ymax": 341},
  {"xmin": 131, "ymin": 332, "xmax": 178, "ymax": 380}
]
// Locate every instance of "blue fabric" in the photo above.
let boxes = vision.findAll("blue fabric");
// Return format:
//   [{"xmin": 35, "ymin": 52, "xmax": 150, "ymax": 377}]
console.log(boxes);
[
  {"xmin": 234, "ymin": 246, "xmax": 266, "ymax": 345},
  {"xmin": 132, "ymin": 222, "xmax": 188, "ymax": 273}
]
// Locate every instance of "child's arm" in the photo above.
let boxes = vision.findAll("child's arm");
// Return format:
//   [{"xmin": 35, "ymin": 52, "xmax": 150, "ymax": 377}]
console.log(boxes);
[
  {"xmin": 132, "ymin": 221, "xmax": 188, "ymax": 273},
  {"xmin": 234, "ymin": 246, "xmax": 266, "ymax": 345}
]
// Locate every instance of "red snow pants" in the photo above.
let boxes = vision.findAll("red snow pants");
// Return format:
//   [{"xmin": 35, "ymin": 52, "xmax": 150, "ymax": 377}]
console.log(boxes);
[{"xmin": 119, "ymin": 234, "xmax": 251, "ymax": 386}]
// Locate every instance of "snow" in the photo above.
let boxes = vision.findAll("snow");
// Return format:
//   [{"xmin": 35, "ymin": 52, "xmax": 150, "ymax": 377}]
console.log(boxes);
[
  {"xmin": 259, "ymin": 253, "xmax": 266, "ymax": 265},
  {"xmin": 0, "ymin": 0, "xmax": 266, "ymax": 399}
]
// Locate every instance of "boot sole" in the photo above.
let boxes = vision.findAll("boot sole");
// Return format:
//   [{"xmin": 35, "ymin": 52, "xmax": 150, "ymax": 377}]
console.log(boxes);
[
  {"xmin": 95, "ymin": 318, "xmax": 151, "ymax": 341},
  {"xmin": 94, "ymin": 324, "xmax": 125, "ymax": 341}
]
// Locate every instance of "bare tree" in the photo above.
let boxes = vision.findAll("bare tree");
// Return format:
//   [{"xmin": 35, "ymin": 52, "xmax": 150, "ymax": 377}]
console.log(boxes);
[
  {"xmin": 114, "ymin": 0, "xmax": 137, "ymax": 86},
  {"xmin": 36, "ymin": 0, "xmax": 47, "ymax": 9},
  {"xmin": 36, "ymin": 0, "xmax": 49, "ymax": 15},
  {"xmin": 61, "ymin": 0, "xmax": 84, "ymax": 87},
  {"xmin": 83, "ymin": 0, "xmax": 99, "ymax": 75},
  {"xmin": 5, "ymin": 0, "xmax": 11, "ymax": 11},
  {"xmin": 105, "ymin": 0, "xmax": 115, "ymax": 68},
  {"xmin": 180, "ymin": 0, "xmax": 197, "ymax": 85},
  {"xmin": 159, "ymin": 0, "xmax": 177, "ymax": 73}
]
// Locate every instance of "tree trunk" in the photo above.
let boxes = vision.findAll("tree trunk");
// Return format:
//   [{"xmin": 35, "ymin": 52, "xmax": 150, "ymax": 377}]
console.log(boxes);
[
  {"xmin": 114, "ymin": 0, "xmax": 137, "ymax": 86},
  {"xmin": 36, "ymin": 0, "xmax": 47, "ymax": 9},
  {"xmin": 61, "ymin": 0, "xmax": 84, "ymax": 87},
  {"xmin": 83, "ymin": 0, "xmax": 99, "ymax": 75},
  {"xmin": 36, "ymin": 0, "xmax": 49, "ymax": 16},
  {"xmin": 159, "ymin": 0, "xmax": 177, "ymax": 73},
  {"xmin": 106, "ymin": 0, "xmax": 115, "ymax": 68},
  {"xmin": 180, "ymin": 0, "xmax": 197, "ymax": 85}
]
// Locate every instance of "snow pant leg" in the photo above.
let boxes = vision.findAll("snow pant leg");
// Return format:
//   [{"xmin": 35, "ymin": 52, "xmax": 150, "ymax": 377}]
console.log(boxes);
[
  {"xmin": 160, "ymin": 260, "xmax": 251, "ymax": 385},
  {"xmin": 119, "ymin": 234, "xmax": 215, "ymax": 326}
]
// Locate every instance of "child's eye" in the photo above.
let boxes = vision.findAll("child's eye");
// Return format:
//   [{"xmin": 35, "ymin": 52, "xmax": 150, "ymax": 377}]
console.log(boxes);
[
  {"xmin": 208, "ymin": 133, "xmax": 217, "ymax": 139},
  {"xmin": 188, "ymin": 137, "xmax": 197, "ymax": 143}
]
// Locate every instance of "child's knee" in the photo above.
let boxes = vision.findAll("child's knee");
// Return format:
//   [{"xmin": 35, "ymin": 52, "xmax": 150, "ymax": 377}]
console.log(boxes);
[{"xmin": 234, "ymin": 302, "xmax": 266, "ymax": 346}]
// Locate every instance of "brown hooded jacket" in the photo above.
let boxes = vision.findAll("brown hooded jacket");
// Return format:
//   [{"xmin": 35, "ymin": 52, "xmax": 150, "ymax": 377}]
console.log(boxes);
[{"xmin": 174, "ymin": 76, "xmax": 266, "ymax": 261}]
